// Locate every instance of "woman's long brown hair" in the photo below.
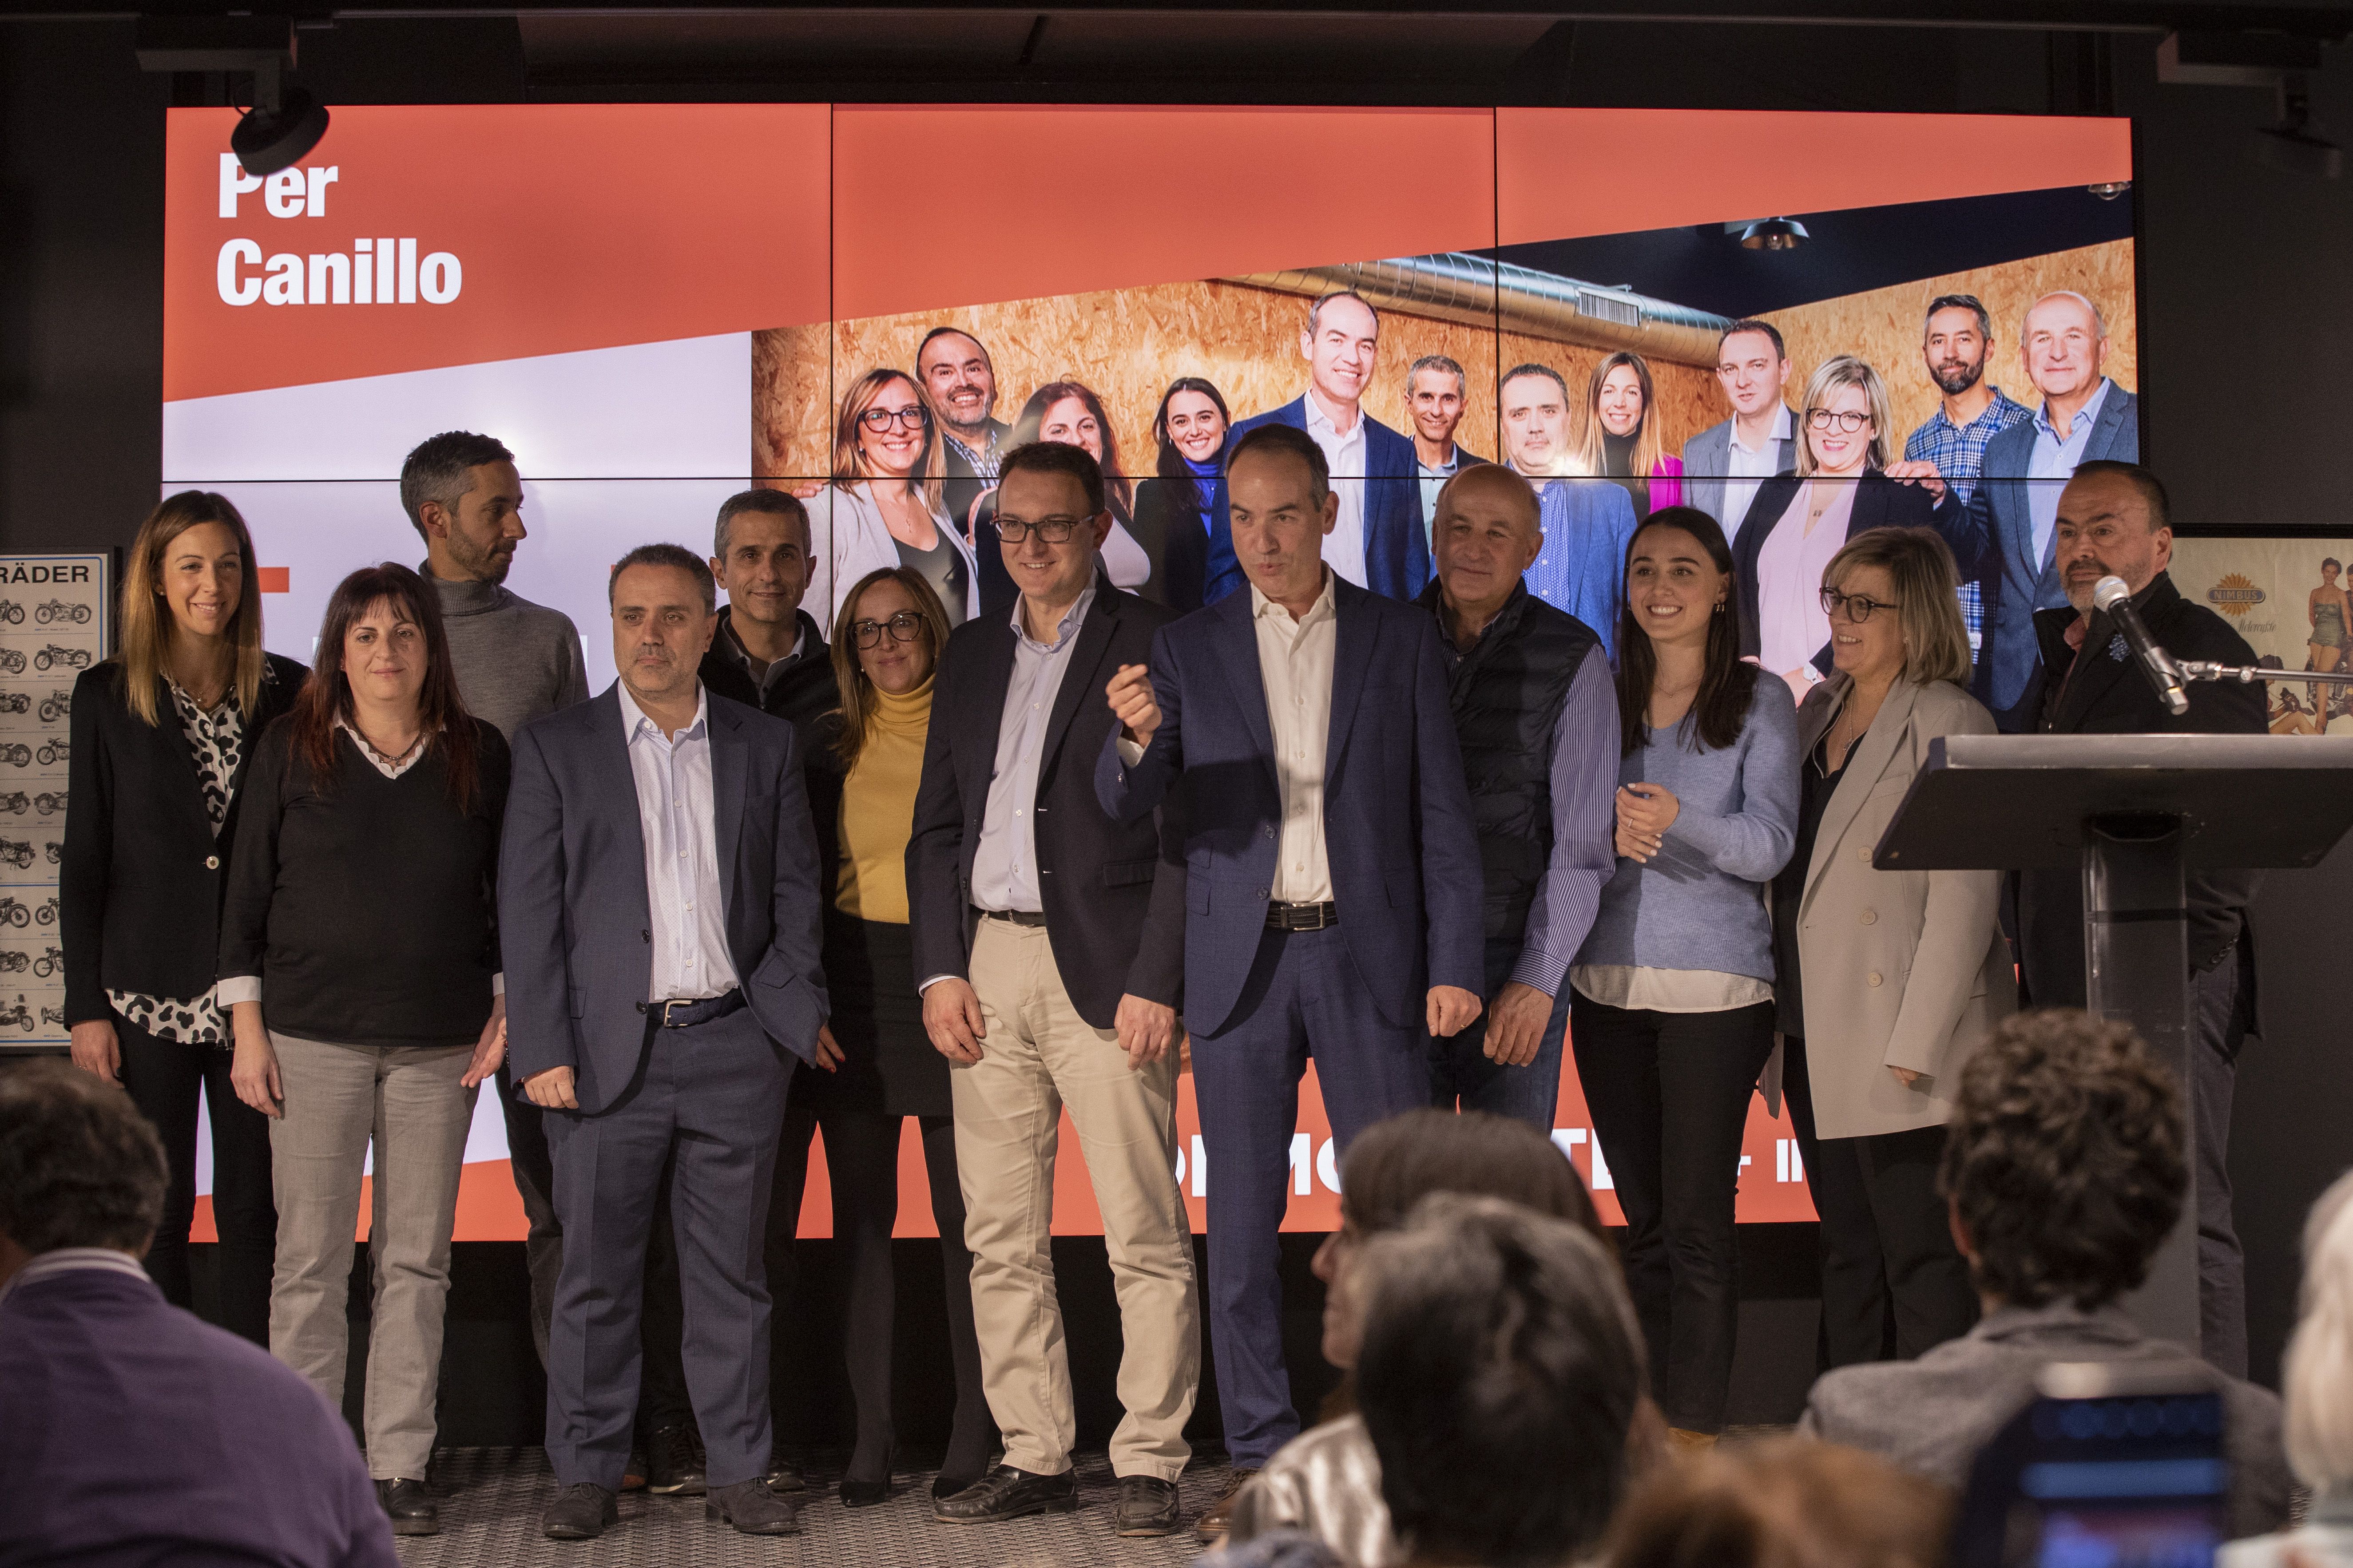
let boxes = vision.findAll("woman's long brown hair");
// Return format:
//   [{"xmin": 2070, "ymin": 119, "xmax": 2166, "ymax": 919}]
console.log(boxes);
[
  {"xmin": 827, "ymin": 565, "xmax": 953, "ymax": 769},
  {"xmin": 116, "ymin": 491, "xmax": 268, "ymax": 726},
  {"xmin": 1011, "ymin": 380, "xmax": 1135, "ymax": 520},
  {"xmin": 1614, "ymin": 506, "xmax": 1758, "ymax": 756},
  {"xmin": 286, "ymin": 563, "xmax": 480, "ymax": 809}
]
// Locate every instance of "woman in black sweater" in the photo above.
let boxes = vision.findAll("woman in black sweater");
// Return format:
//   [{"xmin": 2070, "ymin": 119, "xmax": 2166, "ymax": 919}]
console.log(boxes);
[
  {"xmin": 219, "ymin": 563, "xmax": 508, "ymax": 1537},
  {"xmin": 62, "ymin": 491, "xmax": 306, "ymax": 1343}
]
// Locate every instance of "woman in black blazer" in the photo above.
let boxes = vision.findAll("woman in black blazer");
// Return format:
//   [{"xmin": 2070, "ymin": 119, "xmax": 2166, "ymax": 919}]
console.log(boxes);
[
  {"xmin": 62, "ymin": 491, "xmax": 306, "ymax": 1342},
  {"xmin": 1732, "ymin": 355, "xmax": 1954, "ymax": 700}
]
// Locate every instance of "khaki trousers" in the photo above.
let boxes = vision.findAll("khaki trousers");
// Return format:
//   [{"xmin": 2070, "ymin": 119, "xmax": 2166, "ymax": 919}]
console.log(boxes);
[
  {"xmin": 267, "ymin": 1032, "xmax": 476, "ymax": 1480},
  {"xmin": 955, "ymin": 917, "xmax": 1200, "ymax": 1479}
]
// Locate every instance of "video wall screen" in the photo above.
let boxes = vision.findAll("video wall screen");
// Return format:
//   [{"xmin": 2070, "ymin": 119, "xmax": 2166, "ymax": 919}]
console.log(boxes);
[{"xmin": 160, "ymin": 103, "xmax": 2136, "ymax": 1240}]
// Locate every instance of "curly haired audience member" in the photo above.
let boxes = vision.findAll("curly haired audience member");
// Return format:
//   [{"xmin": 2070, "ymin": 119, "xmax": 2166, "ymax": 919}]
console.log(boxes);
[{"xmin": 1801, "ymin": 1008, "xmax": 2291, "ymax": 1540}]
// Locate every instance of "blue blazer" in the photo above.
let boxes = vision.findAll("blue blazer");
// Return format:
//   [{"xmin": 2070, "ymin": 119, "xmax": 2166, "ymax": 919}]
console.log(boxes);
[
  {"xmin": 1093, "ymin": 576, "xmax": 1484, "ymax": 1037},
  {"xmin": 499, "ymin": 684, "xmax": 829, "ymax": 1115},
  {"xmin": 1949, "ymin": 383, "xmax": 2140, "ymax": 717},
  {"xmin": 1223, "ymin": 396, "xmax": 1431, "ymax": 603}
]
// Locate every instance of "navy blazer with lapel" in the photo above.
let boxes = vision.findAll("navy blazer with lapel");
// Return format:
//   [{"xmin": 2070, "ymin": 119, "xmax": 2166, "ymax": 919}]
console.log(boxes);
[
  {"xmin": 1093, "ymin": 575, "xmax": 1484, "ymax": 1037},
  {"xmin": 1226, "ymin": 396, "xmax": 1431, "ymax": 602},
  {"xmin": 500, "ymin": 683, "xmax": 829, "ymax": 1115},
  {"xmin": 1952, "ymin": 382, "xmax": 2141, "ymax": 717},
  {"xmin": 905, "ymin": 582, "xmax": 1187, "ymax": 1028}
]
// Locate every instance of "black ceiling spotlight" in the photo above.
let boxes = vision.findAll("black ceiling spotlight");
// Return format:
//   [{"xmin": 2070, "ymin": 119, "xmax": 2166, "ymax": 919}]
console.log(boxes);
[
  {"xmin": 2087, "ymin": 182, "xmax": 2132, "ymax": 200},
  {"xmin": 135, "ymin": 15, "xmax": 331, "ymax": 177},
  {"xmin": 1738, "ymin": 217, "xmax": 1808, "ymax": 252}
]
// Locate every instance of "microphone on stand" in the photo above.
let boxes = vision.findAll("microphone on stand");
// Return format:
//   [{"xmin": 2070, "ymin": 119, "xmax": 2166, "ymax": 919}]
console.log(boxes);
[{"xmin": 2093, "ymin": 575, "xmax": 2191, "ymax": 717}]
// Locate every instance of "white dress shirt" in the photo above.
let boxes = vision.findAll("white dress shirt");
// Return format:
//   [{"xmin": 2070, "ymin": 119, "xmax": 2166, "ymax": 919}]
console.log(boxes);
[
  {"xmin": 620, "ymin": 683, "xmax": 738, "ymax": 1002},
  {"xmin": 971, "ymin": 590, "xmax": 1095, "ymax": 913},
  {"xmin": 1301, "ymin": 392, "xmax": 1370, "ymax": 590},
  {"xmin": 1257, "ymin": 572, "xmax": 1339, "ymax": 904},
  {"xmin": 1722, "ymin": 404, "xmax": 1795, "ymax": 547}
]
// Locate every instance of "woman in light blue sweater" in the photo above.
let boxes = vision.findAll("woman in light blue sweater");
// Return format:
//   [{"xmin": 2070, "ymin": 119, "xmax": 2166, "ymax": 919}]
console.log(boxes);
[{"xmin": 1570, "ymin": 505, "xmax": 1798, "ymax": 1443}]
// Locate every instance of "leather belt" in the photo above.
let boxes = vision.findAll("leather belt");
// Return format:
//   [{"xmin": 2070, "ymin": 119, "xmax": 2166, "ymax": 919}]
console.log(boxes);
[
  {"xmin": 1265, "ymin": 901, "xmax": 1340, "ymax": 932},
  {"xmin": 637, "ymin": 989, "xmax": 746, "ymax": 1029},
  {"xmin": 976, "ymin": 907, "xmax": 1049, "ymax": 928}
]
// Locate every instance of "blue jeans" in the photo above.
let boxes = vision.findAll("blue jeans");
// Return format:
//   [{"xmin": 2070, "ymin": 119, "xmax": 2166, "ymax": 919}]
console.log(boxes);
[{"xmin": 1426, "ymin": 935, "xmax": 1572, "ymax": 1136}]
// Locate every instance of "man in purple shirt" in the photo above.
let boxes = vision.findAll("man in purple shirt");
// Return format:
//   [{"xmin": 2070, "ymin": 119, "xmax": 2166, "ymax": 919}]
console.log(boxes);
[
  {"xmin": 0, "ymin": 1058, "xmax": 397, "ymax": 1567},
  {"xmin": 1416, "ymin": 464, "xmax": 1619, "ymax": 1135}
]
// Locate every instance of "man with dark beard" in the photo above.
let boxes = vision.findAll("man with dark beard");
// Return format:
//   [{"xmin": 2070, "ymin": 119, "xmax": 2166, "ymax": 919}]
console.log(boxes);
[
  {"xmin": 1901, "ymin": 296, "xmax": 2030, "ymax": 653},
  {"xmin": 918, "ymin": 327, "xmax": 1011, "ymax": 526}
]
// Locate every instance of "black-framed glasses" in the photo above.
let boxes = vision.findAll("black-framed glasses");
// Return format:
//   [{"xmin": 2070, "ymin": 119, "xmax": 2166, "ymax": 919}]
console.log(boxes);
[
  {"xmin": 852, "ymin": 611, "xmax": 929, "ymax": 648},
  {"xmin": 995, "ymin": 515, "xmax": 1089, "ymax": 545},
  {"xmin": 1820, "ymin": 588, "xmax": 1901, "ymax": 623},
  {"xmin": 857, "ymin": 405, "xmax": 931, "ymax": 432},
  {"xmin": 1805, "ymin": 408, "xmax": 1873, "ymax": 434}
]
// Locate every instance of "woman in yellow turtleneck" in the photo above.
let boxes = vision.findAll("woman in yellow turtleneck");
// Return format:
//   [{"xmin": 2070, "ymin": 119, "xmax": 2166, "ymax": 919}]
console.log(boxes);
[{"xmin": 781, "ymin": 566, "xmax": 993, "ymax": 1505}]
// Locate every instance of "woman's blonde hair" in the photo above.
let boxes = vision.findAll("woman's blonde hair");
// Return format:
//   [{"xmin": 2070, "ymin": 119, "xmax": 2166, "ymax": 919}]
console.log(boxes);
[
  {"xmin": 1572, "ymin": 351, "xmax": 1664, "ymax": 484},
  {"xmin": 1795, "ymin": 354, "xmax": 1894, "ymax": 477},
  {"xmin": 115, "ymin": 491, "xmax": 267, "ymax": 727},
  {"xmin": 1821, "ymin": 527, "xmax": 1973, "ymax": 689},
  {"xmin": 2284, "ymin": 1169, "xmax": 2353, "ymax": 1490},
  {"xmin": 827, "ymin": 565, "xmax": 953, "ymax": 768},
  {"xmin": 830, "ymin": 367, "xmax": 945, "ymax": 515}
]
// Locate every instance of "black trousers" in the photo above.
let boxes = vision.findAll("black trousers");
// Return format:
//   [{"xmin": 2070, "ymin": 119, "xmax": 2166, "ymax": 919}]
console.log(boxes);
[
  {"xmin": 768, "ymin": 1102, "xmax": 993, "ymax": 1483},
  {"xmin": 116, "ymin": 1012, "xmax": 275, "ymax": 1345},
  {"xmin": 1569, "ymin": 994, "xmax": 1775, "ymax": 1435},
  {"xmin": 1780, "ymin": 1034, "xmax": 1977, "ymax": 1370}
]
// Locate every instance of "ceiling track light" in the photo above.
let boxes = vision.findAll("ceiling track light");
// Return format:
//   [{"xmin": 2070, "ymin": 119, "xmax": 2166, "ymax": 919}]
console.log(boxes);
[
  {"xmin": 1738, "ymin": 217, "xmax": 1808, "ymax": 252},
  {"xmin": 134, "ymin": 15, "xmax": 331, "ymax": 178}
]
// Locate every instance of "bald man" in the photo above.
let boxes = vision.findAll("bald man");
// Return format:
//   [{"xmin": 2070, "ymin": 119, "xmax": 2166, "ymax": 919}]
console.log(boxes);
[
  {"xmin": 1946, "ymin": 291, "xmax": 2141, "ymax": 730},
  {"xmin": 1417, "ymin": 465, "xmax": 1620, "ymax": 1134}
]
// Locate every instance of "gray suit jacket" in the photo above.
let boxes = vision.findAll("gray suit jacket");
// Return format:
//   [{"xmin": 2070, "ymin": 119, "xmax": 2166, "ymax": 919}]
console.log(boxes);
[
  {"xmin": 500, "ymin": 683, "xmax": 828, "ymax": 1115},
  {"xmin": 1801, "ymin": 1301, "xmax": 2290, "ymax": 1541},
  {"xmin": 1681, "ymin": 413, "xmax": 1797, "ymax": 540}
]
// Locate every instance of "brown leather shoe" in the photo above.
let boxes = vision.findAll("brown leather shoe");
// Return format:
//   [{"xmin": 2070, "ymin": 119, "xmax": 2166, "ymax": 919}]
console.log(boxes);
[{"xmin": 1193, "ymin": 1469, "xmax": 1260, "ymax": 1544}]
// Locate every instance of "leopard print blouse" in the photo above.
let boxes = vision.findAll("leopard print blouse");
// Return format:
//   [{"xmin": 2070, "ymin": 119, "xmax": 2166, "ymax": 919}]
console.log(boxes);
[{"xmin": 107, "ymin": 679, "xmax": 242, "ymax": 1046}]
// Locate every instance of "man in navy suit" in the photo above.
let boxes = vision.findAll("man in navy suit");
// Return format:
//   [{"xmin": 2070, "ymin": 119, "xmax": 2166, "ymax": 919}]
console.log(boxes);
[
  {"xmin": 1947, "ymin": 291, "xmax": 2142, "ymax": 731},
  {"xmin": 504, "ymin": 544, "xmax": 829, "ymax": 1541},
  {"xmin": 1225, "ymin": 290, "xmax": 1431, "ymax": 602},
  {"xmin": 1097, "ymin": 423, "xmax": 1484, "ymax": 1539}
]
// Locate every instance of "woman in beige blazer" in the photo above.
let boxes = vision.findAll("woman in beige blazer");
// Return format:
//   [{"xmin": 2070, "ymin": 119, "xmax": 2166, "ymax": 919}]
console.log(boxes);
[{"xmin": 1769, "ymin": 525, "xmax": 2016, "ymax": 1369}]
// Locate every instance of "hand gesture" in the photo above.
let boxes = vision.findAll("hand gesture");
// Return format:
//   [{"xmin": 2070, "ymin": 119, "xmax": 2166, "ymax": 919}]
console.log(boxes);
[
  {"xmin": 923, "ymin": 977, "xmax": 987, "ymax": 1065},
  {"xmin": 1106, "ymin": 664, "xmax": 1161, "ymax": 750},
  {"xmin": 1426, "ymin": 984, "xmax": 1482, "ymax": 1039},
  {"xmin": 228, "ymin": 1003, "xmax": 283, "ymax": 1119},
  {"xmin": 814, "ymin": 1022, "xmax": 845, "ymax": 1073},
  {"xmin": 1483, "ymin": 982, "xmax": 1554, "ymax": 1066},
  {"xmin": 1615, "ymin": 783, "xmax": 1680, "ymax": 863},
  {"xmin": 69, "ymin": 1018, "xmax": 120, "ymax": 1083},
  {"xmin": 523, "ymin": 1065, "xmax": 579, "ymax": 1110},
  {"xmin": 1888, "ymin": 1065, "xmax": 1924, "ymax": 1089},
  {"xmin": 1115, "ymin": 994, "xmax": 1178, "ymax": 1070},
  {"xmin": 461, "ymin": 994, "xmax": 508, "ymax": 1088},
  {"xmin": 1881, "ymin": 458, "xmax": 1947, "ymax": 503}
]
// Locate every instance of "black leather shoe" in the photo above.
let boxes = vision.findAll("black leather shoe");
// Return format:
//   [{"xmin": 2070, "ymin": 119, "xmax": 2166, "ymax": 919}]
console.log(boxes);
[
  {"xmin": 765, "ymin": 1460, "xmax": 807, "ymax": 1495},
  {"xmin": 376, "ymin": 1478, "xmax": 438, "ymax": 1536},
  {"xmin": 933, "ymin": 1463, "xmax": 1079, "ymax": 1524},
  {"xmin": 1114, "ymin": 1475, "xmax": 1180, "ymax": 1537},
  {"xmin": 543, "ymin": 1483, "xmax": 619, "ymax": 1541},
  {"xmin": 706, "ymin": 1477, "xmax": 802, "ymax": 1535},
  {"xmin": 646, "ymin": 1423, "xmax": 707, "ymax": 1496}
]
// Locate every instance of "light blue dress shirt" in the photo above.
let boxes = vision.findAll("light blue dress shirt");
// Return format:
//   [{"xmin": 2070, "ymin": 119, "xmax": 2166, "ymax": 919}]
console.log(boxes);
[
  {"xmin": 2025, "ymin": 376, "xmax": 2113, "ymax": 576},
  {"xmin": 1416, "ymin": 447, "xmax": 1464, "ymax": 548},
  {"xmin": 619, "ymin": 683, "xmax": 738, "ymax": 1002},
  {"xmin": 1522, "ymin": 477, "xmax": 1639, "ymax": 660},
  {"xmin": 971, "ymin": 589, "xmax": 1095, "ymax": 913}
]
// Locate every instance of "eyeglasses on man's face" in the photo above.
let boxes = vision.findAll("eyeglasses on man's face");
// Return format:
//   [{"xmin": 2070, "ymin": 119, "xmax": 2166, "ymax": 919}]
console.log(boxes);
[
  {"xmin": 858, "ymin": 405, "xmax": 931, "ymax": 432},
  {"xmin": 1820, "ymin": 587, "xmax": 1901, "ymax": 623},
  {"xmin": 852, "ymin": 611, "xmax": 929, "ymax": 648},
  {"xmin": 1805, "ymin": 407, "xmax": 1873, "ymax": 434},
  {"xmin": 995, "ymin": 515, "xmax": 1090, "ymax": 545}
]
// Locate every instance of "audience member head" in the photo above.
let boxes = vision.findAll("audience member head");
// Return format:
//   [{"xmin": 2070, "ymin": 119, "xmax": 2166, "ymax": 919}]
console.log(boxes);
[
  {"xmin": 1354, "ymin": 1193, "xmax": 1641, "ymax": 1568},
  {"xmin": 607, "ymin": 544, "xmax": 718, "ymax": 720},
  {"xmin": 291, "ymin": 562, "xmax": 480, "ymax": 807},
  {"xmin": 709, "ymin": 490, "xmax": 813, "ymax": 637},
  {"xmin": 827, "ymin": 565, "xmax": 952, "ymax": 765},
  {"xmin": 1617, "ymin": 507, "xmax": 1754, "ymax": 756},
  {"xmin": 118, "ymin": 490, "xmax": 267, "ymax": 727},
  {"xmin": 1576, "ymin": 350, "xmax": 1662, "ymax": 479},
  {"xmin": 833, "ymin": 368, "xmax": 944, "ymax": 506},
  {"xmin": 1009, "ymin": 380, "xmax": 1132, "ymax": 514},
  {"xmin": 2283, "ymin": 1169, "xmax": 2353, "ymax": 1494},
  {"xmin": 916, "ymin": 327, "xmax": 998, "ymax": 446},
  {"xmin": 0, "ymin": 1060, "xmax": 168, "ymax": 1287},
  {"xmin": 2055, "ymin": 460, "xmax": 2172, "ymax": 613},
  {"xmin": 1315, "ymin": 1108, "xmax": 1602, "ymax": 1368},
  {"xmin": 1226, "ymin": 424, "xmax": 1336, "ymax": 612},
  {"xmin": 1500, "ymin": 363, "xmax": 1574, "ymax": 478},
  {"xmin": 1820, "ymin": 527, "xmax": 1972, "ymax": 689},
  {"xmin": 1406, "ymin": 355, "xmax": 1469, "ymax": 453},
  {"xmin": 1431, "ymin": 465, "xmax": 1544, "ymax": 632},
  {"xmin": 995, "ymin": 442, "xmax": 1113, "ymax": 617},
  {"xmin": 1602, "ymin": 1437, "xmax": 1951, "ymax": 1568},
  {"xmin": 1922, "ymin": 293, "xmax": 1995, "ymax": 399},
  {"xmin": 1301, "ymin": 291, "xmax": 1381, "ymax": 416},
  {"xmin": 1716, "ymin": 320, "xmax": 1791, "ymax": 422},
  {"xmin": 1795, "ymin": 355, "xmax": 1892, "ymax": 479},
  {"xmin": 2019, "ymin": 291, "xmax": 2109, "ymax": 404},
  {"xmin": 400, "ymin": 431, "xmax": 524, "ymax": 585},
  {"xmin": 1940, "ymin": 1009, "xmax": 2185, "ymax": 1312}
]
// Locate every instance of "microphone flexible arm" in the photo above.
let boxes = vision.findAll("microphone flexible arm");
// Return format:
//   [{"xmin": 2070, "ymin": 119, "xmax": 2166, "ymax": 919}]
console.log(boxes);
[{"xmin": 2177, "ymin": 660, "xmax": 2353, "ymax": 687}]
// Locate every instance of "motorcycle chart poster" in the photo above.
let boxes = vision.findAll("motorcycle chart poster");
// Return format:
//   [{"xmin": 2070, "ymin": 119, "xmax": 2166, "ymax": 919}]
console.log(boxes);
[{"xmin": 0, "ymin": 553, "xmax": 106, "ymax": 1046}]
